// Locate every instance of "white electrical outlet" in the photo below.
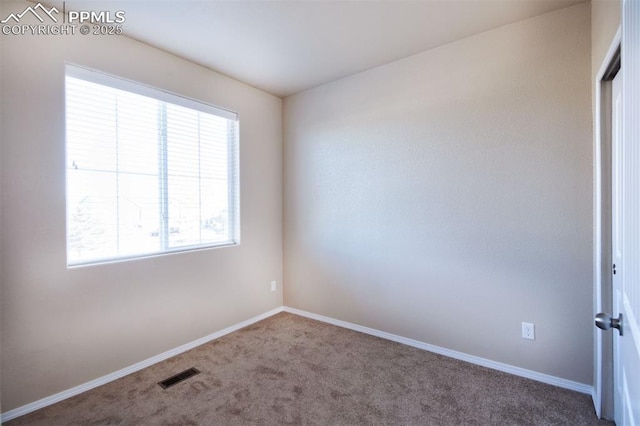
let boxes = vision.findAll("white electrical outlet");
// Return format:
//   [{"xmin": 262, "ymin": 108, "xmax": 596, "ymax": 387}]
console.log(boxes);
[
  {"xmin": 270, "ymin": 281, "xmax": 277, "ymax": 292},
  {"xmin": 522, "ymin": 322, "xmax": 535, "ymax": 340}
]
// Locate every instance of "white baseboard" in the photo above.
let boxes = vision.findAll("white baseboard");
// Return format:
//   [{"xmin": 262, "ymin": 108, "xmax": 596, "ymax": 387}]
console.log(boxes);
[
  {"xmin": 0, "ymin": 306, "xmax": 284, "ymax": 423},
  {"xmin": 283, "ymin": 306, "xmax": 593, "ymax": 395},
  {"xmin": 2, "ymin": 304, "xmax": 593, "ymax": 422}
]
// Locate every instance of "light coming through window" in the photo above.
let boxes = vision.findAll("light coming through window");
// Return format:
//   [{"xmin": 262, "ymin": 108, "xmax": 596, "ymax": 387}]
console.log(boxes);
[{"xmin": 65, "ymin": 65, "xmax": 239, "ymax": 266}]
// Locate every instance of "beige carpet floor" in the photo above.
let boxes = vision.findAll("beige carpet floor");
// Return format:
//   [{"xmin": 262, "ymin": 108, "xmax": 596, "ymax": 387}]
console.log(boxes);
[{"xmin": 7, "ymin": 312, "xmax": 610, "ymax": 425}]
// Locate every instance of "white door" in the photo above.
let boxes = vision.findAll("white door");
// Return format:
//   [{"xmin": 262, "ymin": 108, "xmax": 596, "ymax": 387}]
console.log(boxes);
[
  {"xmin": 617, "ymin": 1, "xmax": 640, "ymax": 423},
  {"xmin": 611, "ymin": 67, "xmax": 623, "ymax": 426},
  {"xmin": 610, "ymin": 67, "xmax": 627, "ymax": 426},
  {"xmin": 608, "ymin": 62, "xmax": 640, "ymax": 426}
]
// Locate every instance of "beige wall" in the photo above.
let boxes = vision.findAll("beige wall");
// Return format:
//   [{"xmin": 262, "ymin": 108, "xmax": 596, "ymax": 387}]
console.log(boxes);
[
  {"xmin": 0, "ymin": 1, "xmax": 283, "ymax": 411},
  {"xmin": 592, "ymin": 0, "xmax": 621, "ymax": 82},
  {"xmin": 0, "ymin": 0, "xmax": 612, "ymax": 415},
  {"xmin": 284, "ymin": 3, "xmax": 593, "ymax": 385}
]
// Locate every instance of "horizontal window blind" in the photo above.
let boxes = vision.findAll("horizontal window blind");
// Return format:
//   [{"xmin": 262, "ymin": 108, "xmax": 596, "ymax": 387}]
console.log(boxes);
[{"xmin": 65, "ymin": 65, "xmax": 239, "ymax": 266}]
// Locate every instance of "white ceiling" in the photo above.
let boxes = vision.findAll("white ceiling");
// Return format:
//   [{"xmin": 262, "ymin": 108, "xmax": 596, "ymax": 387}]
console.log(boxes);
[{"xmin": 51, "ymin": 0, "xmax": 586, "ymax": 97}]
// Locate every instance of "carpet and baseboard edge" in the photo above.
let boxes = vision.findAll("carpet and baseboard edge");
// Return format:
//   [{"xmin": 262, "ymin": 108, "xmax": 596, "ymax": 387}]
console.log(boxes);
[
  {"xmin": 283, "ymin": 307, "xmax": 593, "ymax": 396},
  {"xmin": 0, "ymin": 307, "xmax": 285, "ymax": 422},
  {"xmin": 1, "ymin": 305, "xmax": 594, "ymax": 422}
]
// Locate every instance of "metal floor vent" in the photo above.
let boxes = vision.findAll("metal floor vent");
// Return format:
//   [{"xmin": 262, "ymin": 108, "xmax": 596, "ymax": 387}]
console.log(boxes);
[{"xmin": 158, "ymin": 367, "xmax": 201, "ymax": 389}]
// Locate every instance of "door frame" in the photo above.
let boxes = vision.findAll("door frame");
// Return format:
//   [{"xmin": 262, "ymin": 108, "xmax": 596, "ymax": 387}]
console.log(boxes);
[{"xmin": 593, "ymin": 27, "xmax": 621, "ymax": 420}]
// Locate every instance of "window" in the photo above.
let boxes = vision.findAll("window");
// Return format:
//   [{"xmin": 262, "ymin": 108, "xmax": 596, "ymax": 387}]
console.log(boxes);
[{"xmin": 65, "ymin": 65, "xmax": 239, "ymax": 266}]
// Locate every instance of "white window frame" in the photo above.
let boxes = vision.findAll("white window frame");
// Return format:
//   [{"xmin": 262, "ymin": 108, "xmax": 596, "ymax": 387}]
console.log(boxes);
[{"xmin": 65, "ymin": 64, "xmax": 240, "ymax": 267}]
